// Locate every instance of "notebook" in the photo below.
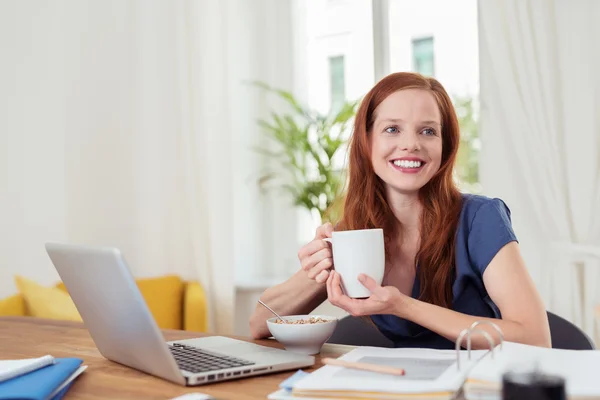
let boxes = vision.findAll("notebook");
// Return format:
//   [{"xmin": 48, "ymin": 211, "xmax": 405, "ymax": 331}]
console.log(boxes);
[
  {"xmin": 287, "ymin": 346, "xmax": 489, "ymax": 399},
  {"xmin": 47, "ymin": 365, "xmax": 88, "ymax": 400},
  {"xmin": 0, "ymin": 355, "xmax": 55, "ymax": 383},
  {"xmin": 0, "ymin": 357, "xmax": 86, "ymax": 400}
]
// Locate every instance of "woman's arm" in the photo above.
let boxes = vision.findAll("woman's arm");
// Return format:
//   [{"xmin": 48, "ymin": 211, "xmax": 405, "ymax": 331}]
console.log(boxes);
[
  {"xmin": 327, "ymin": 241, "xmax": 551, "ymax": 349},
  {"xmin": 400, "ymin": 242, "xmax": 551, "ymax": 349},
  {"xmin": 249, "ymin": 223, "xmax": 335, "ymax": 339},
  {"xmin": 249, "ymin": 269, "xmax": 328, "ymax": 339}
]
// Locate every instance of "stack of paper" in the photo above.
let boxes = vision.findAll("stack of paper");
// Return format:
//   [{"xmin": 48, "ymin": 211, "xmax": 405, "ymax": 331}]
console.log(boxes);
[
  {"xmin": 463, "ymin": 342, "xmax": 600, "ymax": 400},
  {"xmin": 0, "ymin": 355, "xmax": 86, "ymax": 400},
  {"xmin": 269, "ymin": 346, "xmax": 489, "ymax": 400}
]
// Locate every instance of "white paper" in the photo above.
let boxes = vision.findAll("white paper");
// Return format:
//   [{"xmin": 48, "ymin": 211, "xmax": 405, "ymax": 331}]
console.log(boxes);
[
  {"xmin": 47, "ymin": 365, "xmax": 87, "ymax": 398},
  {"xmin": 0, "ymin": 355, "xmax": 55, "ymax": 383},
  {"xmin": 333, "ymin": 356, "xmax": 456, "ymax": 381},
  {"xmin": 268, "ymin": 388, "xmax": 330, "ymax": 400},
  {"xmin": 293, "ymin": 346, "xmax": 489, "ymax": 395}
]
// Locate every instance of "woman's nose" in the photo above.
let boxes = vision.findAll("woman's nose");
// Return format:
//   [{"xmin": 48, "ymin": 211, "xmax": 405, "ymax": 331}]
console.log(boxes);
[{"xmin": 398, "ymin": 131, "xmax": 420, "ymax": 152}]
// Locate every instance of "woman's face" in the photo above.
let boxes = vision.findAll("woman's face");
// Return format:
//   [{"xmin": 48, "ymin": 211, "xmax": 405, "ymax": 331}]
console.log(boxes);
[{"xmin": 370, "ymin": 89, "xmax": 443, "ymax": 196}]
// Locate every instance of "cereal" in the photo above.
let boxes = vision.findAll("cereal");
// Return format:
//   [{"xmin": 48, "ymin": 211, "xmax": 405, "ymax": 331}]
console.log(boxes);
[{"xmin": 274, "ymin": 317, "xmax": 331, "ymax": 324}]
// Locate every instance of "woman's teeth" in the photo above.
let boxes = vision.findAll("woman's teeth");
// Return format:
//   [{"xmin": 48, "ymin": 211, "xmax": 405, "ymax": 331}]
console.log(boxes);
[{"xmin": 393, "ymin": 160, "xmax": 422, "ymax": 168}]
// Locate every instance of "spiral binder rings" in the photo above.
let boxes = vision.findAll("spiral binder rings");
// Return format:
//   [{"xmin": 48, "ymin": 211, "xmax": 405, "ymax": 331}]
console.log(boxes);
[
  {"xmin": 455, "ymin": 320, "xmax": 504, "ymax": 370},
  {"xmin": 269, "ymin": 320, "xmax": 600, "ymax": 400}
]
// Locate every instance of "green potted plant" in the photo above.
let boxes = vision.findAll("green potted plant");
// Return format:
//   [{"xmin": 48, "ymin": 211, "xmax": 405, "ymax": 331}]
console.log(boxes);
[{"xmin": 253, "ymin": 82, "xmax": 359, "ymax": 224}]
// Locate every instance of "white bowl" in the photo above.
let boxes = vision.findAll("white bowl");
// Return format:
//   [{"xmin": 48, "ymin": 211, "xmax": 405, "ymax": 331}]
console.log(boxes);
[{"xmin": 266, "ymin": 315, "xmax": 338, "ymax": 355}]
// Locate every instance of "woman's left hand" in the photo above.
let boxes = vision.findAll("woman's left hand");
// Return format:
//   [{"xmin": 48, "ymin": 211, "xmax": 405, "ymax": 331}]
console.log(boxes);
[{"xmin": 326, "ymin": 270, "xmax": 411, "ymax": 316}]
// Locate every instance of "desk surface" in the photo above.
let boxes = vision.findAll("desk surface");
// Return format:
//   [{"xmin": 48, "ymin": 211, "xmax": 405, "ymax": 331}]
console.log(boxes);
[{"xmin": 0, "ymin": 316, "xmax": 351, "ymax": 399}]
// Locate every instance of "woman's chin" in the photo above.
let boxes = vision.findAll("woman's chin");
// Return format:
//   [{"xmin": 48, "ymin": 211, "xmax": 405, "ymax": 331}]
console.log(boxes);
[
  {"xmin": 386, "ymin": 183, "xmax": 426, "ymax": 196},
  {"xmin": 377, "ymin": 169, "xmax": 436, "ymax": 196}
]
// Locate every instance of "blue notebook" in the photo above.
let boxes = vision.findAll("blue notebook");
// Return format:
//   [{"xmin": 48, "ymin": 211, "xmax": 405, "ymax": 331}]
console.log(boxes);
[{"xmin": 0, "ymin": 357, "xmax": 83, "ymax": 400}]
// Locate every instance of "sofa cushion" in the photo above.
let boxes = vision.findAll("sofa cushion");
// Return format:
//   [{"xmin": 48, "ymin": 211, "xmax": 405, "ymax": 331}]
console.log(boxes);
[
  {"xmin": 184, "ymin": 281, "xmax": 208, "ymax": 332},
  {"xmin": 137, "ymin": 275, "xmax": 184, "ymax": 330},
  {"xmin": 57, "ymin": 274, "xmax": 184, "ymax": 329},
  {"xmin": 0, "ymin": 293, "xmax": 26, "ymax": 316},
  {"xmin": 14, "ymin": 275, "xmax": 82, "ymax": 322}
]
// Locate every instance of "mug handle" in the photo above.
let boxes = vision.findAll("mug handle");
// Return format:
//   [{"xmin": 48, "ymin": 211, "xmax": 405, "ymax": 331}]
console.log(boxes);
[{"xmin": 320, "ymin": 238, "xmax": 346, "ymax": 294}]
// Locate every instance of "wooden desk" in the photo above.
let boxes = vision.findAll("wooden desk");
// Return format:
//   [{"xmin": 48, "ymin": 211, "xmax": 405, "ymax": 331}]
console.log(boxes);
[{"xmin": 0, "ymin": 316, "xmax": 351, "ymax": 399}]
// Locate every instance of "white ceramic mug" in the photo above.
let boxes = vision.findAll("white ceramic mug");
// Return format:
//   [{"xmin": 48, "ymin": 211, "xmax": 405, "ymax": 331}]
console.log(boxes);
[{"xmin": 323, "ymin": 228, "xmax": 385, "ymax": 298}]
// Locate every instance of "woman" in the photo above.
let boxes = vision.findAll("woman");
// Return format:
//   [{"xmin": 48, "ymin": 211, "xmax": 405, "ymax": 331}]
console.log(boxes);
[{"xmin": 249, "ymin": 72, "xmax": 551, "ymax": 349}]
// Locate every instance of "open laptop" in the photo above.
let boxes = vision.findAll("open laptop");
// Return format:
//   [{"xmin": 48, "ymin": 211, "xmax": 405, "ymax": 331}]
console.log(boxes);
[{"xmin": 44, "ymin": 242, "xmax": 314, "ymax": 386}]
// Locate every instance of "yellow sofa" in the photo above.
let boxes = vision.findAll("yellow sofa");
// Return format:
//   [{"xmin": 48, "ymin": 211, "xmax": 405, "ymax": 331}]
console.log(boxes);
[{"xmin": 0, "ymin": 275, "xmax": 208, "ymax": 332}]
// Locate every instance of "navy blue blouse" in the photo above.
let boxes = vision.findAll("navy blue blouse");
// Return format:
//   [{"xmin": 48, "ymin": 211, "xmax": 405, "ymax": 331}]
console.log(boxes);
[{"xmin": 370, "ymin": 194, "xmax": 518, "ymax": 349}]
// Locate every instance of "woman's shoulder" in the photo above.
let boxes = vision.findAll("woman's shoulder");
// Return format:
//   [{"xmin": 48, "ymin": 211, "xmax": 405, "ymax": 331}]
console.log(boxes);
[
  {"xmin": 460, "ymin": 193, "xmax": 512, "ymax": 224},
  {"xmin": 457, "ymin": 193, "xmax": 518, "ymax": 275}
]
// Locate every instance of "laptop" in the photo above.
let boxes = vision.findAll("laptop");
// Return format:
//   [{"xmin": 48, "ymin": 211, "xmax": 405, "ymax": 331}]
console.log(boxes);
[{"xmin": 44, "ymin": 242, "xmax": 314, "ymax": 386}]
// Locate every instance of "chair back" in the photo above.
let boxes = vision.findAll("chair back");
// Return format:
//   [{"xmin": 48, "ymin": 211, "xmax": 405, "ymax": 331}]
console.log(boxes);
[
  {"xmin": 326, "ymin": 315, "xmax": 393, "ymax": 347},
  {"xmin": 547, "ymin": 311, "xmax": 595, "ymax": 350},
  {"xmin": 327, "ymin": 312, "xmax": 596, "ymax": 350}
]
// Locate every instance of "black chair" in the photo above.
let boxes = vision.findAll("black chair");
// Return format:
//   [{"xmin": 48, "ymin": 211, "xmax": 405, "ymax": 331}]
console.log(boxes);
[
  {"xmin": 547, "ymin": 311, "xmax": 595, "ymax": 350},
  {"xmin": 326, "ymin": 315, "xmax": 394, "ymax": 348},
  {"xmin": 327, "ymin": 311, "xmax": 596, "ymax": 350}
]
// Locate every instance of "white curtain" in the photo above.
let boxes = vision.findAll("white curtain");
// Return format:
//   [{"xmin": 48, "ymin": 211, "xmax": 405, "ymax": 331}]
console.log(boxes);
[
  {"xmin": 0, "ymin": 0, "xmax": 296, "ymax": 335},
  {"xmin": 478, "ymin": 0, "xmax": 600, "ymax": 342}
]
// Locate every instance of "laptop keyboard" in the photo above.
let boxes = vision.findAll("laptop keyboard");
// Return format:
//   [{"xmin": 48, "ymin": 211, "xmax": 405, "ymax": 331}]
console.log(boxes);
[{"xmin": 169, "ymin": 343, "xmax": 255, "ymax": 374}]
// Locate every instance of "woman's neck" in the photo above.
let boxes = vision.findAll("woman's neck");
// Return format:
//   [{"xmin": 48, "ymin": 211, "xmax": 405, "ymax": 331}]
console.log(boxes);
[{"xmin": 386, "ymin": 189, "xmax": 422, "ymax": 233}]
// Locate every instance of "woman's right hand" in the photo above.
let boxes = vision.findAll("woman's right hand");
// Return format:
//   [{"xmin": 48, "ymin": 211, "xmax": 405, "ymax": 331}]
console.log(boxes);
[
  {"xmin": 297, "ymin": 222, "xmax": 334, "ymax": 284},
  {"xmin": 250, "ymin": 223, "xmax": 333, "ymax": 339}
]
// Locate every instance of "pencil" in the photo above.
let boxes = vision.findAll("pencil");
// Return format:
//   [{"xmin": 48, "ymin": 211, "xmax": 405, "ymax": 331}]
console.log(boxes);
[{"xmin": 321, "ymin": 357, "xmax": 406, "ymax": 376}]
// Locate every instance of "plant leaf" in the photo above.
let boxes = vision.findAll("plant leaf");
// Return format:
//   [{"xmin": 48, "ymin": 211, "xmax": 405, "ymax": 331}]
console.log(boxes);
[{"xmin": 251, "ymin": 81, "xmax": 358, "ymax": 220}]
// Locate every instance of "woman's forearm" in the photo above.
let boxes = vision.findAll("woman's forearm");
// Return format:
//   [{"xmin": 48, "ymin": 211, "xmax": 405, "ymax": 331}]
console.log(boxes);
[
  {"xmin": 401, "ymin": 298, "xmax": 551, "ymax": 349},
  {"xmin": 249, "ymin": 269, "xmax": 328, "ymax": 339}
]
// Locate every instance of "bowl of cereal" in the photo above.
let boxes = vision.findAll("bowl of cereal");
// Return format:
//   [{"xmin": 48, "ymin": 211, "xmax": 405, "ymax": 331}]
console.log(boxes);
[{"xmin": 266, "ymin": 315, "xmax": 338, "ymax": 355}]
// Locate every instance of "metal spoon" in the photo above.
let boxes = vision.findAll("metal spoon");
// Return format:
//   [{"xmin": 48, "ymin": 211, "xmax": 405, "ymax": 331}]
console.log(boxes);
[{"xmin": 258, "ymin": 299, "xmax": 288, "ymax": 323}]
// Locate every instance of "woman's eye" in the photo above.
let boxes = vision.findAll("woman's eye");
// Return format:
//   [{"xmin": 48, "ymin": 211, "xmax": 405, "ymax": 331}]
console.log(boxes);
[
  {"xmin": 385, "ymin": 126, "xmax": 399, "ymax": 134},
  {"xmin": 422, "ymin": 128, "xmax": 436, "ymax": 136}
]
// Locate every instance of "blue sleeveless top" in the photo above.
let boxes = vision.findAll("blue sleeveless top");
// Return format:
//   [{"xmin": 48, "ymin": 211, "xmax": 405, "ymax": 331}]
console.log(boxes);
[{"xmin": 370, "ymin": 194, "xmax": 518, "ymax": 349}]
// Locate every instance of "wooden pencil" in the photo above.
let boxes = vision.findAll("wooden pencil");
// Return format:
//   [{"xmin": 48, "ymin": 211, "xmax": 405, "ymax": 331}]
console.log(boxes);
[{"xmin": 321, "ymin": 357, "xmax": 406, "ymax": 376}]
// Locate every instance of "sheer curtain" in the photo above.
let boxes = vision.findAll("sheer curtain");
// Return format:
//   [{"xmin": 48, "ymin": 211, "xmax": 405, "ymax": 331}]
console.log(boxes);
[
  {"xmin": 478, "ymin": 0, "xmax": 600, "ymax": 342},
  {"xmin": 0, "ymin": 0, "xmax": 295, "ymax": 335}
]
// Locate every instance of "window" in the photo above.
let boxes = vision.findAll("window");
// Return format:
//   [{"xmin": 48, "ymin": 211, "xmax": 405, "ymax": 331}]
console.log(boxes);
[
  {"xmin": 453, "ymin": 95, "xmax": 482, "ymax": 193},
  {"xmin": 412, "ymin": 36, "xmax": 435, "ymax": 76},
  {"xmin": 328, "ymin": 55, "xmax": 346, "ymax": 112}
]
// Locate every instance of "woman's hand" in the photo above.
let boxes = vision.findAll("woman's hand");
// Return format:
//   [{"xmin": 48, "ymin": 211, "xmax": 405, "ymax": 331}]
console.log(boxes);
[
  {"xmin": 297, "ymin": 223, "xmax": 334, "ymax": 284},
  {"xmin": 326, "ymin": 270, "xmax": 412, "ymax": 316}
]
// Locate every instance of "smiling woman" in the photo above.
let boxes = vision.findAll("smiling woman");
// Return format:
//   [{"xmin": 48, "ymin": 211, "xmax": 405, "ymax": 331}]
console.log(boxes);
[
  {"xmin": 336, "ymin": 74, "xmax": 461, "ymax": 309},
  {"xmin": 249, "ymin": 72, "xmax": 551, "ymax": 351}
]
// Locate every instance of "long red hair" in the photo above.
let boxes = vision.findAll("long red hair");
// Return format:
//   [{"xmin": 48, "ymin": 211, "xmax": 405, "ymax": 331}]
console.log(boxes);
[{"xmin": 335, "ymin": 72, "xmax": 463, "ymax": 308}]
